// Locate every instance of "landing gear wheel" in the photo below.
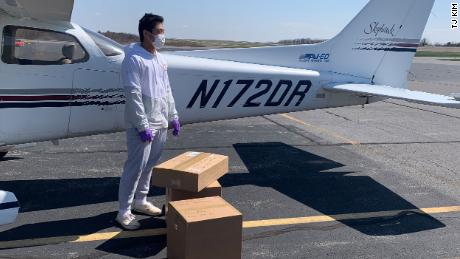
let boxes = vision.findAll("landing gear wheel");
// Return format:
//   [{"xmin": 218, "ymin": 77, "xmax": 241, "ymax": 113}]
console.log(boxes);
[{"xmin": 0, "ymin": 152, "xmax": 7, "ymax": 159}]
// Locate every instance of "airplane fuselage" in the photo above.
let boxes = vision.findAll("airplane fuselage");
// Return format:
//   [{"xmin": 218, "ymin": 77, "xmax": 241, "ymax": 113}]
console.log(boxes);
[{"xmin": 0, "ymin": 17, "xmax": 372, "ymax": 147}]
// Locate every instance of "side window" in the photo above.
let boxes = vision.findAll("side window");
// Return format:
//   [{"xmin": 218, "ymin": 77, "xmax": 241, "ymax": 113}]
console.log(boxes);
[{"xmin": 1, "ymin": 26, "xmax": 89, "ymax": 65}]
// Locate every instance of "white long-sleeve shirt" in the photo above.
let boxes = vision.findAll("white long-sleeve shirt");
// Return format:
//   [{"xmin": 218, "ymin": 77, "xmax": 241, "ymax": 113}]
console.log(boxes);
[{"xmin": 122, "ymin": 43, "xmax": 178, "ymax": 132}]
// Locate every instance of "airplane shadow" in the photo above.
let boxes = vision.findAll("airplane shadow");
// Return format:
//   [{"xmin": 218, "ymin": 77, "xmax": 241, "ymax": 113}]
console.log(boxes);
[
  {"xmin": 0, "ymin": 142, "xmax": 445, "ymax": 256},
  {"xmin": 221, "ymin": 142, "xmax": 445, "ymax": 236}
]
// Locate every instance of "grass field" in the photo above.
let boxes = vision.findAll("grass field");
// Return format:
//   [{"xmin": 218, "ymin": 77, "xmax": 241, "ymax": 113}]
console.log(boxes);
[
  {"xmin": 104, "ymin": 32, "xmax": 460, "ymax": 56},
  {"xmin": 168, "ymin": 41, "xmax": 460, "ymax": 56},
  {"xmin": 415, "ymin": 51, "xmax": 460, "ymax": 58},
  {"xmin": 415, "ymin": 46, "xmax": 460, "ymax": 58},
  {"xmin": 166, "ymin": 39, "xmax": 272, "ymax": 48}
]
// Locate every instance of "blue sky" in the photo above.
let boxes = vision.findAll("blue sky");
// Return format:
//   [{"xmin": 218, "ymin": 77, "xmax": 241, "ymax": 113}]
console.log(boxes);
[{"xmin": 72, "ymin": 0, "xmax": 459, "ymax": 44}]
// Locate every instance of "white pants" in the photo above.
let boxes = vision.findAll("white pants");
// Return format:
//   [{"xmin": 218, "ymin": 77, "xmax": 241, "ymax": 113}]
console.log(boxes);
[{"xmin": 118, "ymin": 127, "xmax": 167, "ymax": 213}]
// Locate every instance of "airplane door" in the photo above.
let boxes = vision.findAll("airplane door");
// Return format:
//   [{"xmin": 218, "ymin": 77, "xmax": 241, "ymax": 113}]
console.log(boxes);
[
  {"xmin": 68, "ymin": 69, "xmax": 125, "ymax": 136},
  {"xmin": 0, "ymin": 25, "xmax": 86, "ymax": 144}
]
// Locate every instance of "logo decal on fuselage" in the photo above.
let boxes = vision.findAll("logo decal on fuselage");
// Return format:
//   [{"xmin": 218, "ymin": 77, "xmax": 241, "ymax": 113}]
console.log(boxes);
[
  {"xmin": 299, "ymin": 53, "xmax": 330, "ymax": 63},
  {"xmin": 364, "ymin": 22, "xmax": 401, "ymax": 37},
  {"xmin": 354, "ymin": 22, "xmax": 417, "ymax": 53}
]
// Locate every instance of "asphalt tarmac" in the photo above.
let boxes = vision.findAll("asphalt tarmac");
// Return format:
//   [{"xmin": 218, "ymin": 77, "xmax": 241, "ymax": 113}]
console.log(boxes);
[{"xmin": 1, "ymin": 57, "xmax": 460, "ymax": 258}]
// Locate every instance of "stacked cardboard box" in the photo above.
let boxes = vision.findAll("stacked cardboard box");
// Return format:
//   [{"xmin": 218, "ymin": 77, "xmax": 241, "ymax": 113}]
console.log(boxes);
[
  {"xmin": 167, "ymin": 197, "xmax": 242, "ymax": 259},
  {"xmin": 153, "ymin": 151, "xmax": 228, "ymax": 204},
  {"xmin": 167, "ymin": 180, "xmax": 222, "ymax": 202},
  {"xmin": 152, "ymin": 152, "xmax": 242, "ymax": 259}
]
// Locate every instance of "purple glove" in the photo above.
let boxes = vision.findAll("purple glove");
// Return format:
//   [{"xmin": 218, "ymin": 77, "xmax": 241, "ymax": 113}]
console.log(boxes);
[
  {"xmin": 172, "ymin": 119, "xmax": 181, "ymax": 137},
  {"xmin": 139, "ymin": 129, "xmax": 154, "ymax": 142}
]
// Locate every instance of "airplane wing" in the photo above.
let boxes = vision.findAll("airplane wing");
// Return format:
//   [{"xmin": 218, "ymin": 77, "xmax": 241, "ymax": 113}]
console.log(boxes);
[
  {"xmin": 0, "ymin": 0, "xmax": 74, "ymax": 21},
  {"xmin": 324, "ymin": 84, "xmax": 460, "ymax": 108}
]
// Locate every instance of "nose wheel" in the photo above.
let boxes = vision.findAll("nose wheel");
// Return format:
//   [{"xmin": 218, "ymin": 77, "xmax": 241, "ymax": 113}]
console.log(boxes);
[{"xmin": 0, "ymin": 152, "xmax": 7, "ymax": 159}]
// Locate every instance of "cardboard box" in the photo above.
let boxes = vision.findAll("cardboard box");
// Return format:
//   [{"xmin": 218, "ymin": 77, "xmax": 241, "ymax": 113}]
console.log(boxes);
[
  {"xmin": 167, "ymin": 197, "xmax": 242, "ymax": 259},
  {"xmin": 152, "ymin": 152, "xmax": 228, "ymax": 192},
  {"xmin": 164, "ymin": 181, "xmax": 223, "ymax": 214},
  {"xmin": 168, "ymin": 181, "xmax": 222, "ymax": 202}
]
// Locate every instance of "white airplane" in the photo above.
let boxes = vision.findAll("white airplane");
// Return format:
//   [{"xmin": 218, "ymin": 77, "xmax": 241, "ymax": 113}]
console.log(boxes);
[{"xmin": 0, "ymin": 0, "xmax": 457, "ymax": 225}]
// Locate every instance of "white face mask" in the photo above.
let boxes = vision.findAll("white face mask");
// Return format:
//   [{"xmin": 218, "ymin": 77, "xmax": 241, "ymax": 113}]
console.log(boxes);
[{"xmin": 152, "ymin": 33, "xmax": 166, "ymax": 49}]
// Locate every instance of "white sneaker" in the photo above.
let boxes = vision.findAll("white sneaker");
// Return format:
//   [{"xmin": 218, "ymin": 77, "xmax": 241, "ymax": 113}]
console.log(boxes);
[
  {"xmin": 115, "ymin": 212, "xmax": 140, "ymax": 230},
  {"xmin": 133, "ymin": 201, "xmax": 162, "ymax": 216}
]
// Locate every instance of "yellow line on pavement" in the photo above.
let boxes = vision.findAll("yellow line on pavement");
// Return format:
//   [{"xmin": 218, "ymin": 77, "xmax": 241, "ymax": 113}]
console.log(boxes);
[
  {"xmin": 280, "ymin": 113, "xmax": 361, "ymax": 146},
  {"xmin": 421, "ymin": 206, "xmax": 460, "ymax": 214},
  {"xmin": 243, "ymin": 206, "xmax": 460, "ymax": 228},
  {"xmin": 0, "ymin": 228, "xmax": 167, "ymax": 250},
  {"xmin": 73, "ymin": 228, "xmax": 167, "ymax": 242},
  {"xmin": 1, "ymin": 205, "xmax": 459, "ymax": 250}
]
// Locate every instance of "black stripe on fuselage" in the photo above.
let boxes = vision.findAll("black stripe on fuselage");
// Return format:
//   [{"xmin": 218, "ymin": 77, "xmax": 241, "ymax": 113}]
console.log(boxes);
[
  {"xmin": 382, "ymin": 47, "xmax": 417, "ymax": 52},
  {"xmin": 354, "ymin": 47, "xmax": 417, "ymax": 53}
]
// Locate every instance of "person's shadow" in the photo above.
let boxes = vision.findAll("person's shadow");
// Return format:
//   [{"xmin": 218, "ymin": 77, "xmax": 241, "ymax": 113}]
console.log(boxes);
[
  {"xmin": 0, "ymin": 157, "xmax": 22, "ymax": 162},
  {"xmin": 96, "ymin": 217, "xmax": 167, "ymax": 258},
  {"xmin": 0, "ymin": 177, "xmax": 163, "ymax": 213},
  {"xmin": 221, "ymin": 142, "xmax": 445, "ymax": 236},
  {"xmin": 0, "ymin": 212, "xmax": 167, "ymax": 258}
]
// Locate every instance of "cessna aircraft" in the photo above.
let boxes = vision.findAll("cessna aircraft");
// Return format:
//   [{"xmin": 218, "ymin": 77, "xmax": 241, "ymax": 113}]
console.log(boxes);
[{"xmin": 0, "ymin": 0, "xmax": 456, "ymax": 225}]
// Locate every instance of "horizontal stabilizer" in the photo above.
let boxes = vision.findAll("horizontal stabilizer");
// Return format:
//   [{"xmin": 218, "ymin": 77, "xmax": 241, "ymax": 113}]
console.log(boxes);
[{"xmin": 324, "ymin": 84, "xmax": 460, "ymax": 108}]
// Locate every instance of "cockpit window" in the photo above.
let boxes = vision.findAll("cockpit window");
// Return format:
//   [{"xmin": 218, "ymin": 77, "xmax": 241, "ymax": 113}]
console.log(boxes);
[
  {"xmin": 2, "ymin": 26, "xmax": 89, "ymax": 65},
  {"xmin": 83, "ymin": 28, "xmax": 123, "ymax": 57}
]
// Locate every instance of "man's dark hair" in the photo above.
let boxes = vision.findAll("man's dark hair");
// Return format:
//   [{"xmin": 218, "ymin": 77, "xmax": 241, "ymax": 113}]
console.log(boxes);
[{"xmin": 138, "ymin": 13, "xmax": 164, "ymax": 42}]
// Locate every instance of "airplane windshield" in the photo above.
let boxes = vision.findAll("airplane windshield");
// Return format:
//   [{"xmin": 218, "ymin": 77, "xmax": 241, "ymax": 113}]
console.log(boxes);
[{"xmin": 83, "ymin": 28, "xmax": 123, "ymax": 57}]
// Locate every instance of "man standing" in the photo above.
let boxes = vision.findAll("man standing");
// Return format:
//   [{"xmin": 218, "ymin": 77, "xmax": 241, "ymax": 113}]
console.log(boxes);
[{"xmin": 117, "ymin": 13, "xmax": 180, "ymax": 230}]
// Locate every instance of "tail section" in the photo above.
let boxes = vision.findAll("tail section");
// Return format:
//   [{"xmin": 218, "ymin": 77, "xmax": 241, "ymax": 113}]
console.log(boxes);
[
  {"xmin": 174, "ymin": 0, "xmax": 435, "ymax": 89},
  {"xmin": 326, "ymin": 0, "xmax": 435, "ymax": 88}
]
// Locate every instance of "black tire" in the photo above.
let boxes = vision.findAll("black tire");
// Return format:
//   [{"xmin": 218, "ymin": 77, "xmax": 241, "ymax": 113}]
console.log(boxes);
[{"xmin": 0, "ymin": 152, "xmax": 7, "ymax": 159}]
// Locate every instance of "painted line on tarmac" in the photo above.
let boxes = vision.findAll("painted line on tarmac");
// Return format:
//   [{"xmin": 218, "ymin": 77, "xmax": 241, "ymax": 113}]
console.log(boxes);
[
  {"xmin": 0, "ymin": 228, "xmax": 167, "ymax": 250},
  {"xmin": 1, "ymin": 205, "xmax": 459, "ymax": 250},
  {"xmin": 243, "ymin": 205, "xmax": 460, "ymax": 228},
  {"xmin": 280, "ymin": 114, "xmax": 361, "ymax": 146}
]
